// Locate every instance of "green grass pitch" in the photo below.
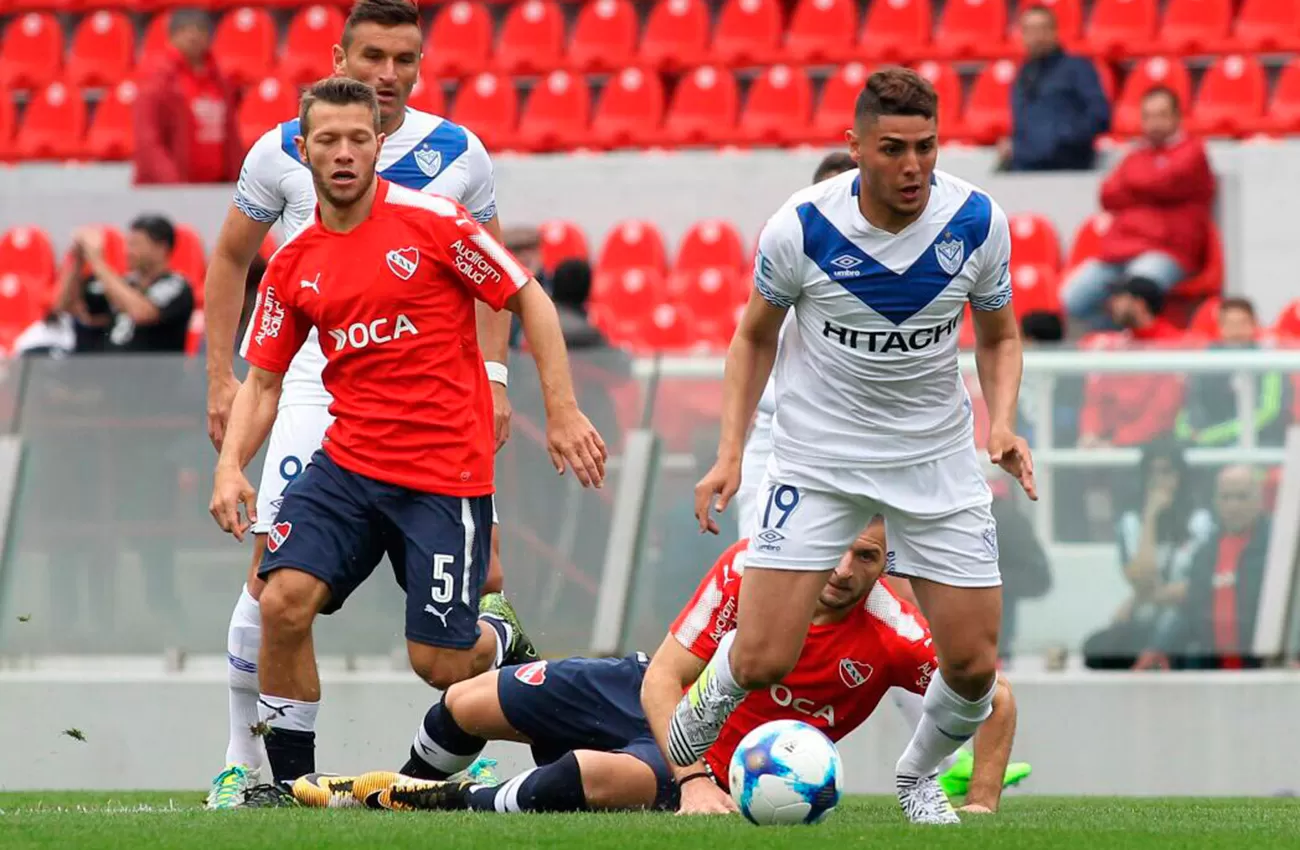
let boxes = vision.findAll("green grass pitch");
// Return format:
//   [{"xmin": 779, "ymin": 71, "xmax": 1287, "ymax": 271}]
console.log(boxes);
[{"xmin": 2, "ymin": 793, "xmax": 1298, "ymax": 849}]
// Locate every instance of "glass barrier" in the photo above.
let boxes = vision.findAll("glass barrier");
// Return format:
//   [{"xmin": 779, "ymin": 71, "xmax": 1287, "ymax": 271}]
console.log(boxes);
[
  {"xmin": 0, "ymin": 359, "xmax": 21, "ymax": 434},
  {"xmin": 0, "ymin": 351, "xmax": 641, "ymax": 659}
]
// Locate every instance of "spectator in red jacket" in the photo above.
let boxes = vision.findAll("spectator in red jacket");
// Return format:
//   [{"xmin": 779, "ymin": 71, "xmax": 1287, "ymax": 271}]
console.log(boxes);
[
  {"xmin": 1078, "ymin": 279, "xmax": 1186, "ymax": 448},
  {"xmin": 133, "ymin": 9, "xmax": 241, "ymax": 185},
  {"xmin": 1061, "ymin": 87, "xmax": 1216, "ymax": 325}
]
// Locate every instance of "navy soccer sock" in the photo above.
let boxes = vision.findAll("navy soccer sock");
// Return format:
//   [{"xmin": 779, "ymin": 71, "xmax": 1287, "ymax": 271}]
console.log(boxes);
[
  {"xmin": 466, "ymin": 752, "xmax": 588, "ymax": 813},
  {"xmin": 401, "ymin": 694, "xmax": 486, "ymax": 780}
]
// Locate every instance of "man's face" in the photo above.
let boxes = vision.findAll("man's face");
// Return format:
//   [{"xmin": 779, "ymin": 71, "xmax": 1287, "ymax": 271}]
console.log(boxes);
[
  {"xmin": 819, "ymin": 520, "xmax": 887, "ymax": 611},
  {"xmin": 1107, "ymin": 291, "xmax": 1139, "ymax": 328},
  {"xmin": 1215, "ymin": 468, "xmax": 1262, "ymax": 534},
  {"xmin": 171, "ymin": 22, "xmax": 212, "ymax": 64},
  {"xmin": 1019, "ymin": 10, "xmax": 1058, "ymax": 59},
  {"xmin": 297, "ymin": 103, "xmax": 384, "ymax": 208},
  {"xmin": 335, "ymin": 23, "xmax": 422, "ymax": 128},
  {"xmin": 125, "ymin": 229, "xmax": 167, "ymax": 276},
  {"xmin": 1140, "ymin": 93, "xmax": 1180, "ymax": 145},
  {"xmin": 848, "ymin": 114, "xmax": 938, "ymax": 223},
  {"xmin": 1218, "ymin": 306, "xmax": 1256, "ymax": 346}
]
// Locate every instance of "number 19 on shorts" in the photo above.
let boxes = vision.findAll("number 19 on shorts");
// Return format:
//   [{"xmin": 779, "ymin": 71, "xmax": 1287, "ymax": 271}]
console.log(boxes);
[{"xmin": 761, "ymin": 484, "xmax": 801, "ymax": 530}]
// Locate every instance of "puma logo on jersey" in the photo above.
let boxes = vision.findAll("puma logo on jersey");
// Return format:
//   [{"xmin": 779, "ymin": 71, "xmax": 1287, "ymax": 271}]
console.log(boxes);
[
  {"xmin": 386, "ymin": 247, "xmax": 420, "ymax": 280},
  {"xmin": 328, "ymin": 315, "xmax": 418, "ymax": 351},
  {"xmin": 299, "ymin": 273, "xmax": 321, "ymax": 293}
]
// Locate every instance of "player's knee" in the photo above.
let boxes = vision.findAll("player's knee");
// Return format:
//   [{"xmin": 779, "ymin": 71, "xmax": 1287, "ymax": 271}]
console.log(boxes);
[
  {"xmin": 729, "ymin": 638, "xmax": 798, "ymax": 690},
  {"xmin": 409, "ymin": 645, "xmax": 476, "ymax": 691},
  {"xmin": 258, "ymin": 578, "xmax": 319, "ymax": 638},
  {"xmin": 443, "ymin": 675, "xmax": 488, "ymax": 720},
  {"xmin": 939, "ymin": 652, "xmax": 998, "ymax": 699}
]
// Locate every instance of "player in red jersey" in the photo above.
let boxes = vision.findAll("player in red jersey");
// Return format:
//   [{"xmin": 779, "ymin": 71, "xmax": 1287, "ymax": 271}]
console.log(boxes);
[
  {"xmin": 209, "ymin": 78, "xmax": 606, "ymax": 802},
  {"xmin": 314, "ymin": 517, "xmax": 1018, "ymax": 815}
]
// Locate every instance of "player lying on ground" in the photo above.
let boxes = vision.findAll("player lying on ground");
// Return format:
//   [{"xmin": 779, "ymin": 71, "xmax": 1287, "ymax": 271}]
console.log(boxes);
[
  {"xmin": 296, "ymin": 518, "xmax": 1026, "ymax": 814},
  {"xmin": 202, "ymin": 0, "xmax": 523, "ymax": 808},
  {"xmin": 210, "ymin": 78, "xmax": 606, "ymax": 806}
]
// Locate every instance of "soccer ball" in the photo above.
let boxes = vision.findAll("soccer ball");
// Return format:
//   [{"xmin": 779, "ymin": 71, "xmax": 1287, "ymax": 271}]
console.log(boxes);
[{"xmin": 728, "ymin": 719, "xmax": 843, "ymax": 826}]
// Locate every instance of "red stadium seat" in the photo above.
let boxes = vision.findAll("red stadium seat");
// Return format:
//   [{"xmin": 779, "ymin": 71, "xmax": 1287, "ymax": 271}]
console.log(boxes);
[
  {"xmin": 16, "ymin": 82, "xmax": 87, "ymax": 161},
  {"xmin": 1084, "ymin": 0, "xmax": 1158, "ymax": 58},
  {"xmin": 212, "ymin": 7, "xmax": 277, "ymax": 89},
  {"xmin": 1187, "ymin": 297, "xmax": 1221, "ymax": 340},
  {"xmin": 1191, "ymin": 55, "xmax": 1266, "ymax": 138},
  {"xmin": 1157, "ymin": 0, "xmax": 1231, "ymax": 55},
  {"xmin": 0, "ymin": 226, "xmax": 55, "ymax": 290},
  {"xmin": 66, "ymin": 11, "xmax": 134, "ymax": 89},
  {"xmin": 0, "ymin": 93, "xmax": 15, "ymax": 161},
  {"xmin": 636, "ymin": 302, "xmax": 697, "ymax": 353},
  {"xmin": 0, "ymin": 274, "xmax": 41, "ymax": 355},
  {"xmin": 1229, "ymin": 0, "xmax": 1300, "ymax": 53},
  {"xmin": 139, "ymin": 11, "xmax": 171, "ymax": 66},
  {"xmin": 675, "ymin": 219, "xmax": 747, "ymax": 273},
  {"xmin": 0, "ymin": 13, "xmax": 64, "ymax": 90},
  {"xmin": 1008, "ymin": 213, "xmax": 1062, "ymax": 270},
  {"xmin": 963, "ymin": 60, "xmax": 1016, "ymax": 145},
  {"xmin": 1273, "ymin": 299, "xmax": 1300, "ymax": 340},
  {"xmin": 805, "ymin": 61, "xmax": 869, "ymax": 144},
  {"xmin": 1167, "ymin": 220, "xmax": 1223, "ymax": 304},
  {"xmin": 639, "ymin": 0, "xmax": 711, "ymax": 72},
  {"xmin": 914, "ymin": 61, "xmax": 964, "ymax": 139},
  {"xmin": 539, "ymin": 220, "xmax": 589, "ymax": 272},
  {"xmin": 423, "ymin": 1, "xmax": 492, "ymax": 79},
  {"xmin": 711, "ymin": 0, "xmax": 783, "ymax": 68},
  {"xmin": 280, "ymin": 6, "xmax": 346, "ymax": 88},
  {"xmin": 518, "ymin": 70, "xmax": 590, "ymax": 152},
  {"xmin": 1012, "ymin": 0, "xmax": 1083, "ymax": 50},
  {"xmin": 495, "ymin": 0, "xmax": 565, "ymax": 75},
  {"xmin": 1010, "ymin": 264, "xmax": 1062, "ymax": 317},
  {"xmin": 406, "ymin": 76, "xmax": 446, "ymax": 115},
  {"xmin": 85, "ymin": 79, "xmax": 137, "ymax": 161},
  {"xmin": 669, "ymin": 265, "xmax": 741, "ymax": 315},
  {"xmin": 1093, "ymin": 59, "xmax": 1118, "ymax": 101},
  {"xmin": 567, "ymin": 0, "xmax": 638, "ymax": 72},
  {"xmin": 857, "ymin": 0, "xmax": 932, "ymax": 63},
  {"xmin": 237, "ymin": 77, "xmax": 297, "ymax": 153},
  {"xmin": 171, "ymin": 225, "xmax": 207, "ymax": 296},
  {"xmin": 1259, "ymin": 59, "xmax": 1300, "ymax": 135},
  {"xmin": 1066, "ymin": 212, "xmax": 1112, "ymax": 268},
  {"xmin": 933, "ymin": 0, "xmax": 1008, "ymax": 60},
  {"xmin": 737, "ymin": 64, "xmax": 812, "ymax": 146},
  {"xmin": 589, "ymin": 67, "xmax": 665, "ymax": 149},
  {"xmin": 784, "ymin": 0, "xmax": 856, "ymax": 64},
  {"xmin": 1112, "ymin": 57, "xmax": 1191, "ymax": 137},
  {"xmin": 598, "ymin": 220, "xmax": 669, "ymax": 273},
  {"xmin": 448, "ymin": 72, "xmax": 518, "ymax": 152},
  {"xmin": 589, "ymin": 266, "xmax": 665, "ymax": 337},
  {"xmin": 658, "ymin": 65, "xmax": 739, "ymax": 147}
]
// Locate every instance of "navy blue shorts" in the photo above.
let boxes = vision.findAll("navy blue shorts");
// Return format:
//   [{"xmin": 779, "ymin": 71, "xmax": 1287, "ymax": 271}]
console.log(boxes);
[
  {"xmin": 259, "ymin": 450, "xmax": 494, "ymax": 649},
  {"xmin": 497, "ymin": 654, "xmax": 679, "ymax": 810}
]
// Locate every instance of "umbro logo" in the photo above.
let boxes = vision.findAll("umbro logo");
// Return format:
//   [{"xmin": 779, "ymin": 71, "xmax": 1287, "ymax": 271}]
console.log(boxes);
[{"xmin": 830, "ymin": 254, "xmax": 862, "ymax": 270}]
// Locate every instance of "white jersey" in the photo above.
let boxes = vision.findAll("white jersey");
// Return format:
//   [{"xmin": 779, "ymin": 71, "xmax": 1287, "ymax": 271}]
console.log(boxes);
[
  {"xmin": 233, "ymin": 108, "xmax": 498, "ymax": 407},
  {"xmin": 754, "ymin": 168, "xmax": 1012, "ymax": 470}
]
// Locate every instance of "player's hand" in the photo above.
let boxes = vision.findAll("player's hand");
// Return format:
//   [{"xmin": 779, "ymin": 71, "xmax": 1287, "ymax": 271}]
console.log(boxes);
[
  {"xmin": 490, "ymin": 381, "xmax": 512, "ymax": 453},
  {"xmin": 676, "ymin": 777, "xmax": 738, "ymax": 815},
  {"xmin": 547, "ymin": 404, "xmax": 607, "ymax": 488},
  {"xmin": 959, "ymin": 803, "xmax": 995, "ymax": 815},
  {"xmin": 206, "ymin": 372, "xmax": 241, "ymax": 452},
  {"xmin": 1133, "ymin": 650, "xmax": 1170, "ymax": 671},
  {"xmin": 210, "ymin": 464, "xmax": 258, "ymax": 542},
  {"xmin": 988, "ymin": 426, "xmax": 1037, "ymax": 501},
  {"xmin": 73, "ymin": 226, "xmax": 104, "ymax": 258},
  {"xmin": 694, "ymin": 455, "xmax": 741, "ymax": 535}
]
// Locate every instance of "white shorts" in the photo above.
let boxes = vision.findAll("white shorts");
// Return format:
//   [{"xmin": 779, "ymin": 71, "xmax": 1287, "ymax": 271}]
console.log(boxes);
[
  {"xmin": 254, "ymin": 404, "xmax": 499, "ymax": 534},
  {"xmin": 744, "ymin": 446, "xmax": 1001, "ymax": 588}
]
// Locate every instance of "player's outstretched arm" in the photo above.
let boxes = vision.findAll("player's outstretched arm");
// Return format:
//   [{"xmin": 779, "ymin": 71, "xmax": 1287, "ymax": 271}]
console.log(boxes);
[
  {"xmin": 971, "ymin": 305, "xmax": 1036, "ymax": 500},
  {"xmin": 641, "ymin": 635, "xmax": 739, "ymax": 815},
  {"xmin": 962, "ymin": 673, "xmax": 1016, "ymax": 813},
  {"xmin": 204, "ymin": 206, "xmax": 274, "ymax": 452},
  {"xmin": 508, "ymin": 281, "xmax": 608, "ymax": 488},
  {"xmin": 210, "ymin": 366, "xmax": 283, "ymax": 542}
]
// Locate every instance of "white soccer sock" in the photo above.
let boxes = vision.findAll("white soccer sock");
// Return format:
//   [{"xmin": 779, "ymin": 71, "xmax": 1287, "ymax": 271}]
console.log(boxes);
[
  {"xmin": 895, "ymin": 671, "xmax": 994, "ymax": 778},
  {"xmin": 225, "ymin": 585, "xmax": 267, "ymax": 771},
  {"xmin": 891, "ymin": 688, "xmax": 961, "ymax": 775},
  {"xmin": 709, "ymin": 629, "xmax": 749, "ymax": 697},
  {"xmin": 257, "ymin": 694, "xmax": 320, "ymax": 733}
]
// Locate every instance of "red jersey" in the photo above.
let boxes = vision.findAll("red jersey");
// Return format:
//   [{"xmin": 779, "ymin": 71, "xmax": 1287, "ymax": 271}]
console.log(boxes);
[
  {"xmin": 670, "ymin": 540, "xmax": 938, "ymax": 787},
  {"xmin": 242, "ymin": 178, "xmax": 530, "ymax": 495}
]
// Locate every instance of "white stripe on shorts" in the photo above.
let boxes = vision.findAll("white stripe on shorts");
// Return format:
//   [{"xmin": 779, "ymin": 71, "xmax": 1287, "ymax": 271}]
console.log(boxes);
[{"xmin": 461, "ymin": 498, "xmax": 476, "ymax": 606}]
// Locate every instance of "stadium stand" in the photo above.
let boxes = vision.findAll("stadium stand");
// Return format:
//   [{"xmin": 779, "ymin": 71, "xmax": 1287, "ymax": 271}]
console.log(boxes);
[
  {"xmin": 638, "ymin": 0, "xmax": 711, "ymax": 71},
  {"xmin": 517, "ymin": 69, "xmax": 590, "ymax": 152},
  {"xmin": 567, "ymin": 0, "xmax": 638, "ymax": 73},
  {"xmin": 1112, "ymin": 56, "xmax": 1194, "ymax": 137},
  {"xmin": 0, "ymin": 12, "xmax": 63, "ymax": 90},
  {"xmin": 279, "ymin": 5, "xmax": 346, "ymax": 86},
  {"xmin": 448, "ymin": 71, "xmax": 518, "ymax": 151},
  {"xmin": 423, "ymin": 1, "xmax": 493, "ymax": 79},
  {"xmin": 963, "ymin": 59, "xmax": 1017, "ymax": 145},
  {"xmin": 657, "ymin": 65, "xmax": 740, "ymax": 146},
  {"xmin": 858, "ymin": 0, "xmax": 932, "ymax": 63},
  {"xmin": 1157, "ymin": 0, "xmax": 1232, "ymax": 55},
  {"xmin": 211, "ymin": 7, "xmax": 278, "ymax": 88},
  {"xmin": 84, "ymin": 79, "xmax": 136, "ymax": 161},
  {"xmin": 784, "ymin": 0, "xmax": 856, "ymax": 65},
  {"xmin": 932, "ymin": 0, "xmax": 1008, "ymax": 61},
  {"xmin": 539, "ymin": 219, "xmax": 589, "ymax": 273},
  {"xmin": 588, "ymin": 66, "xmax": 665, "ymax": 149},
  {"xmin": 737, "ymin": 64, "xmax": 813, "ymax": 146},
  {"xmin": 65, "ymin": 10, "xmax": 134, "ymax": 89},
  {"xmin": 495, "ymin": 0, "xmax": 566, "ymax": 75},
  {"xmin": 17, "ymin": 82, "xmax": 87, "ymax": 161},
  {"xmin": 1191, "ymin": 54, "xmax": 1267, "ymax": 137},
  {"xmin": 711, "ymin": 0, "xmax": 783, "ymax": 68}
]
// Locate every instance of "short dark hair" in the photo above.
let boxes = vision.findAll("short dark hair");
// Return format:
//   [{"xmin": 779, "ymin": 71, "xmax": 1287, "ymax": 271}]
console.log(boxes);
[
  {"xmin": 812, "ymin": 152, "xmax": 856, "ymax": 184},
  {"xmin": 1020, "ymin": 4, "xmax": 1057, "ymax": 24},
  {"xmin": 1143, "ymin": 85, "xmax": 1181, "ymax": 114},
  {"xmin": 854, "ymin": 67, "xmax": 938, "ymax": 125},
  {"xmin": 129, "ymin": 215, "xmax": 176, "ymax": 253},
  {"xmin": 168, "ymin": 8, "xmax": 211, "ymax": 35},
  {"xmin": 1220, "ymin": 297, "xmax": 1256, "ymax": 320},
  {"xmin": 1021, "ymin": 310, "xmax": 1065, "ymax": 343},
  {"xmin": 299, "ymin": 77, "xmax": 381, "ymax": 135},
  {"xmin": 342, "ymin": 0, "xmax": 420, "ymax": 49},
  {"xmin": 1114, "ymin": 276, "xmax": 1165, "ymax": 317}
]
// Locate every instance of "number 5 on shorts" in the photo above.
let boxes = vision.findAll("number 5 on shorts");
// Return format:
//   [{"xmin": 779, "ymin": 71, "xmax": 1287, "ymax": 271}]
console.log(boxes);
[
  {"xmin": 761, "ymin": 484, "xmax": 800, "ymax": 530},
  {"xmin": 431, "ymin": 553, "xmax": 455, "ymax": 604}
]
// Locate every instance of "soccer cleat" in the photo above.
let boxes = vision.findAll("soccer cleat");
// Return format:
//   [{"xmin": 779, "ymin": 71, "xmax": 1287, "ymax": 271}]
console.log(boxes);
[
  {"xmin": 666, "ymin": 661, "xmax": 744, "ymax": 767},
  {"xmin": 465, "ymin": 756, "xmax": 499, "ymax": 786},
  {"xmin": 241, "ymin": 783, "xmax": 301, "ymax": 808},
  {"xmin": 1003, "ymin": 761, "xmax": 1033, "ymax": 789},
  {"xmin": 937, "ymin": 749, "xmax": 1034, "ymax": 798},
  {"xmin": 350, "ymin": 771, "xmax": 405, "ymax": 809},
  {"xmin": 479, "ymin": 592, "xmax": 540, "ymax": 667},
  {"xmin": 291, "ymin": 773, "xmax": 363, "ymax": 808},
  {"xmin": 206, "ymin": 764, "xmax": 259, "ymax": 810},
  {"xmin": 896, "ymin": 773, "xmax": 961, "ymax": 825},
  {"xmin": 377, "ymin": 777, "xmax": 474, "ymax": 812}
]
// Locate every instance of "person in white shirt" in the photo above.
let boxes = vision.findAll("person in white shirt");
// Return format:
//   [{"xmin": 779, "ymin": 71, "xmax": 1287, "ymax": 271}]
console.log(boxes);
[
  {"xmin": 654, "ymin": 68, "xmax": 1036, "ymax": 825},
  {"xmin": 201, "ymin": 0, "xmax": 516, "ymax": 808}
]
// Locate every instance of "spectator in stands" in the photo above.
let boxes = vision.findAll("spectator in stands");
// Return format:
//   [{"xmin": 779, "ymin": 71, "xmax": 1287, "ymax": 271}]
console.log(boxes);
[
  {"xmin": 55, "ymin": 216, "xmax": 195, "ymax": 354},
  {"xmin": 1135, "ymin": 465, "xmax": 1270, "ymax": 670},
  {"xmin": 550, "ymin": 258, "xmax": 607, "ymax": 351},
  {"xmin": 1177, "ymin": 298, "xmax": 1289, "ymax": 448},
  {"xmin": 134, "ymin": 9, "xmax": 240, "ymax": 185},
  {"xmin": 1077, "ymin": 279, "xmax": 1185, "ymax": 448},
  {"xmin": 1061, "ymin": 88, "xmax": 1216, "ymax": 325},
  {"xmin": 1002, "ymin": 5, "xmax": 1110, "ymax": 172},
  {"xmin": 1083, "ymin": 439, "xmax": 1214, "ymax": 669}
]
